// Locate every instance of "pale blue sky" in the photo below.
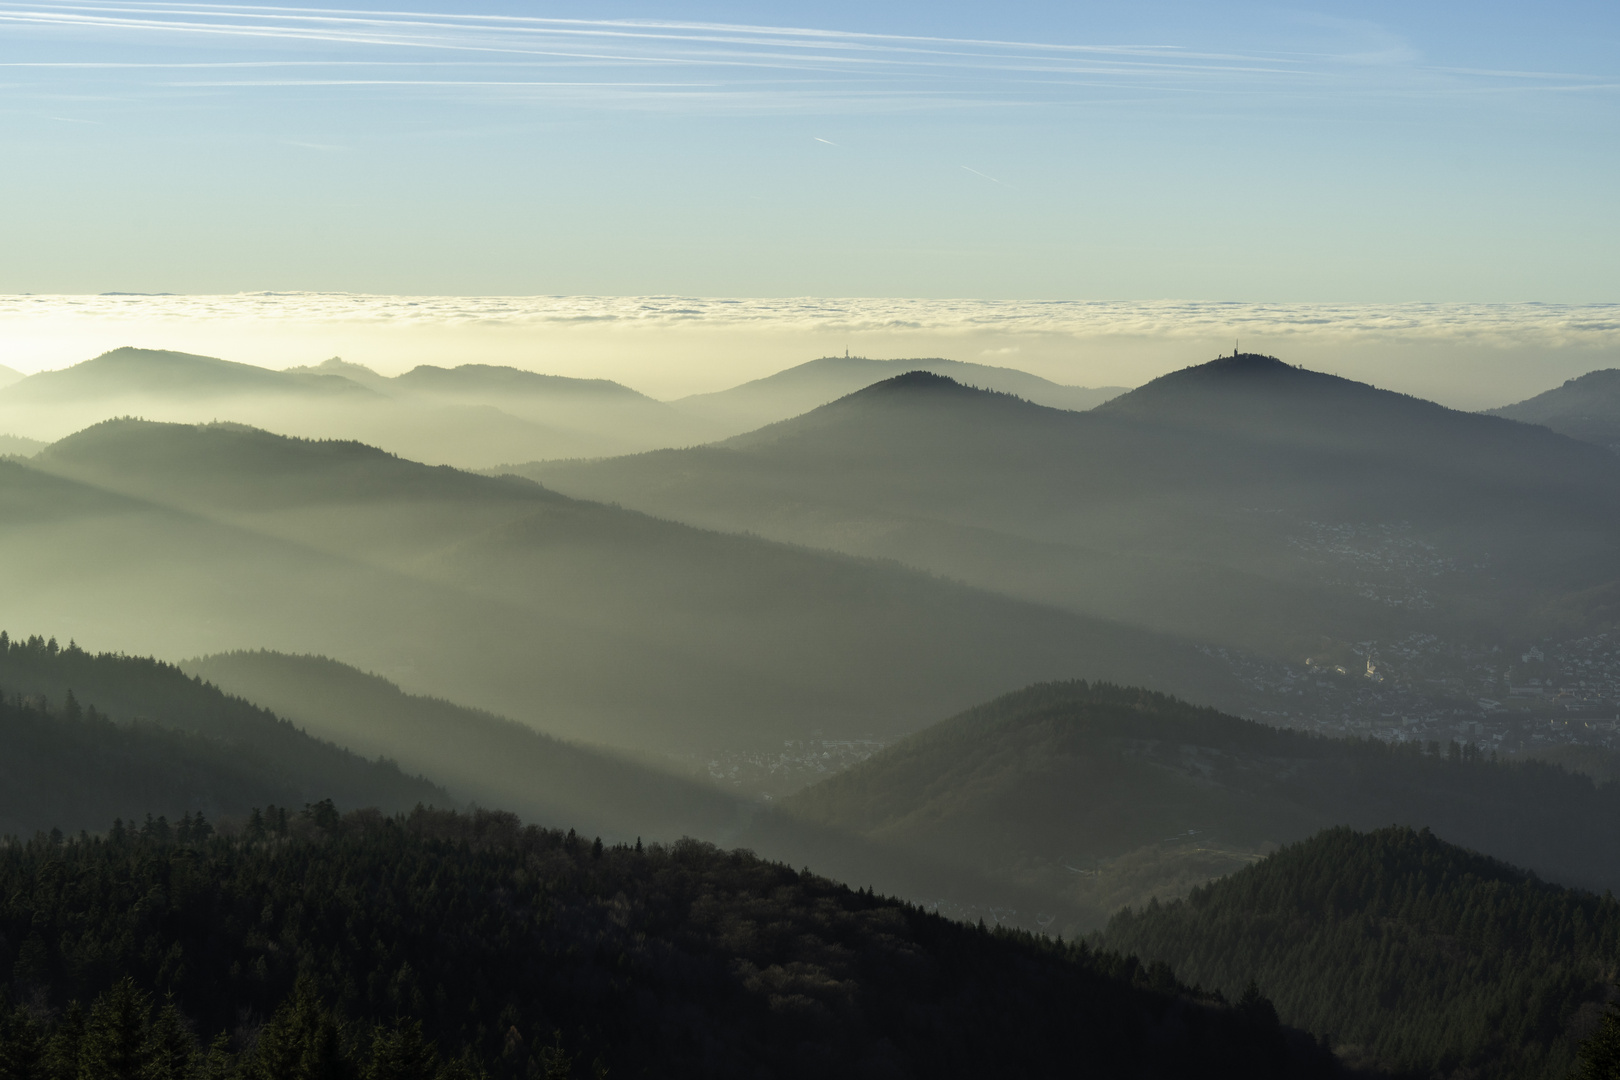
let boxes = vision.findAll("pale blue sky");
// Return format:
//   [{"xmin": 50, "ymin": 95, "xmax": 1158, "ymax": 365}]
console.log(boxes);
[{"xmin": 1, "ymin": 0, "xmax": 1615, "ymax": 299}]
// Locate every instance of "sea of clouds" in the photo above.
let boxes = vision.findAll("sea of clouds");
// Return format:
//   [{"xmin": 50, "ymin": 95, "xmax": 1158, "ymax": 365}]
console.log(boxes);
[
  {"xmin": 3, "ymin": 295, "xmax": 1617, "ymax": 407},
  {"xmin": 3, "ymin": 294, "xmax": 1617, "ymax": 344}
]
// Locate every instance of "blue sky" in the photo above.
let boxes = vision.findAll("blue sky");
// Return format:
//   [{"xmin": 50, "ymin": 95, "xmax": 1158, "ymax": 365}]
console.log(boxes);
[{"xmin": 1, "ymin": 0, "xmax": 1615, "ymax": 299}]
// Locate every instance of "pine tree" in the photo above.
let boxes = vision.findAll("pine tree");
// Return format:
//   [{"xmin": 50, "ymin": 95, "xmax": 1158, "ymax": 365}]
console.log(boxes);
[
  {"xmin": 0, "ymin": 1004, "xmax": 46, "ymax": 1080},
  {"xmin": 80, "ymin": 978, "xmax": 155, "ymax": 1080},
  {"xmin": 1578, "ymin": 1006, "xmax": 1620, "ymax": 1079},
  {"xmin": 249, "ymin": 978, "xmax": 354, "ymax": 1080},
  {"xmin": 364, "ymin": 1021, "xmax": 437, "ymax": 1080},
  {"xmin": 41, "ymin": 1001, "xmax": 85, "ymax": 1080},
  {"xmin": 143, "ymin": 996, "xmax": 197, "ymax": 1080}
]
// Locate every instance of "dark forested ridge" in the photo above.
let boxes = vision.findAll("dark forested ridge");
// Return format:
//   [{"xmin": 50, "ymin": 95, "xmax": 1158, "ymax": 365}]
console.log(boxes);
[
  {"xmin": 783, "ymin": 682, "xmax": 1620, "ymax": 928},
  {"xmin": 1103, "ymin": 826, "xmax": 1620, "ymax": 1079},
  {"xmin": 0, "ymin": 633, "xmax": 444, "ymax": 833},
  {"xmin": 0, "ymin": 808, "xmax": 1340, "ymax": 1080}
]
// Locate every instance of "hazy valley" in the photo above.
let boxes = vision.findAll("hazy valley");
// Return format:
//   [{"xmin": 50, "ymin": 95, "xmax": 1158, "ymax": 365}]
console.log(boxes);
[{"xmin": 5, "ymin": 343, "xmax": 1620, "ymax": 1077}]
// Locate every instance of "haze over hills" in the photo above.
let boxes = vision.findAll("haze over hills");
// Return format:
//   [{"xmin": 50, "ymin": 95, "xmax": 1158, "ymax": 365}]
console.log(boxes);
[
  {"xmin": 525, "ymin": 356, "xmax": 1620, "ymax": 656},
  {"xmin": 1, "ymin": 347, "xmax": 373, "ymax": 401},
  {"xmin": 0, "ymin": 349, "xmax": 697, "ymax": 466},
  {"xmin": 669, "ymin": 354, "xmax": 1126, "ymax": 431},
  {"xmin": 182, "ymin": 649, "xmax": 749, "ymax": 844},
  {"xmin": 0, "ymin": 363, "xmax": 23, "ymax": 389},
  {"xmin": 7, "ymin": 418, "xmax": 1239, "ymax": 759},
  {"xmin": 1488, "ymin": 368, "xmax": 1620, "ymax": 453},
  {"xmin": 0, "ymin": 633, "xmax": 446, "ymax": 833},
  {"xmin": 0, "ymin": 347, "xmax": 1133, "ymax": 470},
  {"xmin": 781, "ymin": 682, "xmax": 1620, "ymax": 931}
]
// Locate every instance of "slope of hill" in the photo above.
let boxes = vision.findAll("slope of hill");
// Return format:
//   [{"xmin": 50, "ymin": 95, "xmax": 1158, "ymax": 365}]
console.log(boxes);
[
  {"xmin": 671, "ymin": 354, "xmax": 1125, "ymax": 431},
  {"xmin": 528, "ymin": 358, "xmax": 1620, "ymax": 654},
  {"xmin": 10, "ymin": 421, "xmax": 1237, "ymax": 759},
  {"xmin": 0, "ymin": 433, "xmax": 43, "ymax": 456},
  {"xmin": 0, "ymin": 807, "xmax": 1338, "ymax": 1079},
  {"xmin": 0, "ymin": 363, "xmax": 22, "ymax": 389},
  {"xmin": 781, "ymin": 682, "xmax": 1620, "ymax": 930},
  {"xmin": 182, "ymin": 650, "xmax": 750, "ymax": 843},
  {"xmin": 0, "ymin": 349, "xmax": 704, "ymax": 467},
  {"xmin": 1103, "ymin": 825, "xmax": 1620, "ymax": 1079},
  {"xmin": 184, "ymin": 652, "xmax": 1105, "ymax": 925},
  {"xmin": 1488, "ymin": 368, "xmax": 1620, "ymax": 452},
  {"xmin": 0, "ymin": 347, "xmax": 373, "ymax": 402},
  {"xmin": 0, "ymin": 633, "xmax": 445, "ymax": 833},
  {"xmin": 394, "ymin": 362, "xmax": 652, "ymax": 400}
]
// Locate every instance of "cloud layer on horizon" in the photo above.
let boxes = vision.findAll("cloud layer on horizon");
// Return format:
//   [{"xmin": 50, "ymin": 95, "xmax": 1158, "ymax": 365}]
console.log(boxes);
[{"xmin": 4, "ymin": 294, "xmax": 1618, "ymax": 350}]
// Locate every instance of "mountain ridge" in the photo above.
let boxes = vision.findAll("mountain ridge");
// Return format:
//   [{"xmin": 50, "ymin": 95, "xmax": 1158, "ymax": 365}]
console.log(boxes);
[{"xmin": 0, "ymin": 347, "xmax": 378, "ymax": 402}]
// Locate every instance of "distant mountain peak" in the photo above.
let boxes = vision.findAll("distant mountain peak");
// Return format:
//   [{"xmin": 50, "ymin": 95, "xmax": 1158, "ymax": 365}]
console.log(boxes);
[
  {"xmin": 1199, "ymin": 351, "xmax": 1293, "ymax": 373},
  {"xmin": 1096, "ymin": 352, "xmax": 1378, "ymax": 420},
  {"xmin": 1, "ymin": 346, "xmax": 376, "ymax": 402}
]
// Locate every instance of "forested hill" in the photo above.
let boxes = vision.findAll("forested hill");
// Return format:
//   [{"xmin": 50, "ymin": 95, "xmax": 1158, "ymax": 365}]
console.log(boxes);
[
  {"xmin": 0, "ymin": 633, "xmax": 444, "ymax": 832},
  {"xmin": 1102, "ymin": 826, "xmax": 1620, "ymax": 1079},
  {"xmin": 1488, "ymin": 368, "xmax": 1620, "ymax": 452},
  {"xmin": 782, "ymin": 682, "xmax": 1620, "ymax": 929},
  {"xmin": 0, "ymin": 807, "xmax": 1340, "ymax": 1080}
]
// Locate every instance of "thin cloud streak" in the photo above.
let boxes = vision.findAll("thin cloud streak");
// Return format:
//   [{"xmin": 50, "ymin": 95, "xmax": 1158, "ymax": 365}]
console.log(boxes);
[{"xmin": 4, "ymin": 0, "xmax": 1606, "ymax": 112}]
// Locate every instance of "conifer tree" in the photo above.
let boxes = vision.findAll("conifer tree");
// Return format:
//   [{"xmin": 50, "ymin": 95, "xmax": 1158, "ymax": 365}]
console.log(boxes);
[
  {"xmin": 80, "ymin": 978, "xmax": 155, "ymax": 1080},
  {"xmin": 0, "ymin": 1004, "xmax": 45, "ymax": 1080},
  {"xmin": 364, "ymin": 1021, "xmax": 437, "ymax": 1080}
]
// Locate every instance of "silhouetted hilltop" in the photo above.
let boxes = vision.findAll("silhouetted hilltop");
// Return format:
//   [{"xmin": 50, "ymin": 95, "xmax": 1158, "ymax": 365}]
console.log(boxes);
[
  {"xmin": 396, "ymin": 362, "xmax": 651, "ymax": 399},
  {"xmin": 1098, "ymin": 351, "xmax": 1597, "ymax": 464},
  {"xmin": 38, "ymin": 417, "xmax": 556, "ymax": 514},
  {"xmin": 282, "ymin": 355, "xmax": 395, "ymax": 389},
  {"xmin": 784, "ymin": 681, "xmax": 1620, "ymax": 929},
  {"xmin": 0, "ymin": 363, "xmax": 22, "ymax": 389},
  {"xmin": 0, "ymin": 633, "xmax": 446, "ymax": 833},
  {"xmin": 0, "ymin": 808, "xmax": 1338, "ymax": 1079},
  {"xmin": 1103, "ymin": 825, "xmax": 1620, "ymax": 1078},
  {"xmin": 672, "ymin": 354, "xmax": 1124, "ymax": 431},
  {"xmin": 1489, "ymin": 368, "xmax": 1620, "ymax": 452},
  {"xmin": 0, "ymin": 347, "xmax": 375, "ymax": 402},
  {"xmin": 530, "ymin": 359, "xmax": 1620, "ymax": 652}
]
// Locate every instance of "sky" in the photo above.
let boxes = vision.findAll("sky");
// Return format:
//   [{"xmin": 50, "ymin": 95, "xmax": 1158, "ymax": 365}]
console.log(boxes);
[{"xmin": 1, "ymin": 0, "xmax": 1617, "ymax": 301}]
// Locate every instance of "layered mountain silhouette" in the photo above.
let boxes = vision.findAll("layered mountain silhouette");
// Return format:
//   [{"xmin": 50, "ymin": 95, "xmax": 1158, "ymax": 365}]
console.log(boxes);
[
  {"xmin": 0, "ymin": 347, "xmax": 374, "ymax": 401},
  {"xmin": 0, "ymin": 634, "xmax": 445, "ymax": 834},
  {"xmin": 670, "ymin": 354, "xmax": 1124, "ymax": 431},
  {"xmin": 525, "ymin": 355, "xmax": 1620, "ymax": 653},
  {"xmin": 8, "ymin": 418, "xmax": 1237, "ymax": 757},
  {"xmin": 0, "ymin": 364, "xmax": 23, "ymax": 389},
  {"xmin": 184, "ymin": 650, "xmax": 1097, "ymax": 921},
  {"xmin": 1489, "ymin": 368, "xmax": 1620, "ymax": 453},
  {"xmin": 0, "ymin": 349, "xmax": 699, "ymax": 466},
  {"xmin": 782, "ymin": 681, "xmax": 1620, "ymax": 931},
  {"xmin": 0, "ymin": 433, "xmax": 42, "ymax": 456}
]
